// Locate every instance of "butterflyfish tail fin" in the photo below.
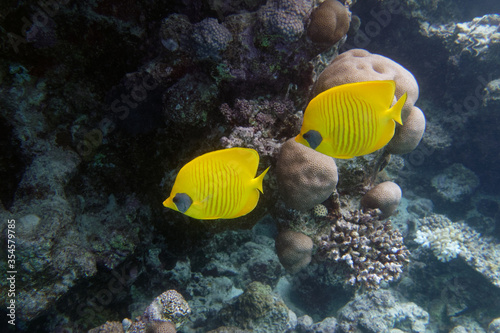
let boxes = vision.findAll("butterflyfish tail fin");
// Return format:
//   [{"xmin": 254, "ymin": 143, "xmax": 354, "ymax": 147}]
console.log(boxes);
[
  {"xmin": 254, "ymin": 166, "xmax": 270, "ymax": 193},
  {"xmin": 389, "ymin": 92, "xmax": 407, "ymax": 125}
]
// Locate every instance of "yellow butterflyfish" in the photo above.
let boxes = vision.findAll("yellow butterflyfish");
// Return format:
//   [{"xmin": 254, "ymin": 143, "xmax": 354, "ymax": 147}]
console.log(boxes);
[
  {"xmin": 295, "ymin": 80, "xmax": 407, "ymax": 159},
  {"xmin": 163, "ymin": 148, "xmax": 269, "ymax": 220}
]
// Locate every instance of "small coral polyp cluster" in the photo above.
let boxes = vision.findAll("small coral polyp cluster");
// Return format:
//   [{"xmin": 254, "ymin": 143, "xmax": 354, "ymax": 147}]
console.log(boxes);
[{"xmin": 317, "ymin": 210, "xmax": 409, "ymax": 288}]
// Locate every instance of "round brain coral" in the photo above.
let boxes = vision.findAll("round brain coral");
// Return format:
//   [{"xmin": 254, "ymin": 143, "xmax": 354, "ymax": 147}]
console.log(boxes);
[
  {"xmin": 386, "ymin": 106, "xmax": 426, "ymax": 154},
  {"xmin": 275, "ymin": 230, "xmax": 314, "ymax": 274},
  {"xmin": 276, "ymin": 138, "xmax": 338, "ymax": 211},
  {"xmin": 361, "ymin": 181, "xmax": 402, "ymax": 218},
  {"xmin": 307, "ymin": 0, "xmax": 350, "ymax": 45},
  {"xmin": 258, "ymin": 0, "xmax": 313, "ymax": 42},
  {"xmin": 312, "ymin": 49, "xmax": 419, "ymax": 121}
]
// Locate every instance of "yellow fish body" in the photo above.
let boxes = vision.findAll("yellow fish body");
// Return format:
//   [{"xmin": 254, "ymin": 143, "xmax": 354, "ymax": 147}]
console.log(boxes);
[
  {"xmin": 295, "ymin": 80, "xmax": 407, "ymax": 159},
  {"xmin": 163, "ymin": 148, "xmax": 269, "ymax": 220}
]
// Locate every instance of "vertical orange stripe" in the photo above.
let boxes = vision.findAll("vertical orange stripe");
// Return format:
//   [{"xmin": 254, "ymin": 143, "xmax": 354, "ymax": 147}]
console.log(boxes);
[
  {"xmin": 212, "ymin": 160, "xmax": 221, "ymax": 216},
  {"xmin": 220, "ymin": 165, "xmax": 231, "ymax": 217},
  {"xmin": 323, "ymin": 95, "xmax": 330, "ymax": 136},
  {"xmin": 370, "ymin": 105, "xmax": 377, "ymax": 150},
  {"xmin": 341, "ymin": 93, "xmax": 350, "ymax": 155},
  {"xmin": 341, "ymin": 94, "xmax": 350, "ymax": 155},
  {"xmin": 336, "ymin": 93, "xmax": 344, "ymax": 154},
  {"xmin": 346, "ymin": 94, "xmax": 358, "ymax": 157},
  {"xmin": 207, "ymin": 160, "xmax": 214, "ymax": 216},
  {"xmin": 346, "ymin": 93, "xmax": 356, "ymax": 156},
  {"xmin": 224, "ymin": 166, "xmax": 231, "ymax": 218},
  {"xmin": 350, "ymin": 96, "xmax": 360, "ymax": 156},
  {"xmin": 227, "ymin": 165, "xmax": 236, "ymax": 217},
  {"xmin": 358, "ymin": 100, "xmax": 368, "ymax": 152}
]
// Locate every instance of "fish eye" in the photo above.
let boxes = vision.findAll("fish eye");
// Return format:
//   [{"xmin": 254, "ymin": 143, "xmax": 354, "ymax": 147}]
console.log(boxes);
[
  {"xmin": 173, "ymin": 193, "xmax": 192, "ymax": 213},
  {"xmin": 303, "ymin": 130, "xmax": 323, "ymax": 149}
]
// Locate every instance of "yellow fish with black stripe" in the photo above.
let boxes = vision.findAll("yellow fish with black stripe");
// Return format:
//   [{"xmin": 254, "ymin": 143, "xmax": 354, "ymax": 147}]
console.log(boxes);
[
  {"xmin": 295, "ymin": 80, "xmax": 407, "ymax": 159},
  {"xmin": 163, "ymin": 148, "xmax": 269, "ymax": 220}
]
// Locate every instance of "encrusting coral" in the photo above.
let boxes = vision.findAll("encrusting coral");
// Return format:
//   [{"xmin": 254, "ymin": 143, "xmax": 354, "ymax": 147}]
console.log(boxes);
[
  {"xmin": 276, "ymin": 138, "xmax": 338, "ymax": 211},
  {"xmin": 361, "ymin": 181, "xmax": 402, "ymax": 219},
  {"xmin": 275, "ymin": 230, "xmax": 314, "ymax": 274},
  {"xmin": 307, "ymin": 0, "xmax": 351, "ymax": 45}
]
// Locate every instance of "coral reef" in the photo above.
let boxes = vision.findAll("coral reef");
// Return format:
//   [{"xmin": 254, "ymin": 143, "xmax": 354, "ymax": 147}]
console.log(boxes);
[
  {"xmin": 415, "ymin": 214, "xmax": 500, "ymax": 288},
  {"xmin": 191, "ymin": 18, "xmax": 233, "ymax": 60},
  {"xmin": 311, "ymin": 49, "xmax": 419, "ymax": 120},
  {"xmin": 89, "ymin": 321, "xmax": 125, "ymax": 333},
  {"xmin": 385, "ymin": 106, "xmax": 426, "ymax": 155},
  {"xmin": 275, "ymin": 230, "xmax": 314, "ymax": 274},
  {"xmin": 220, "ymin": 98, "xmax": 302, "ymax": 157},
  {"xmin": 89, "ymin": 290, "xmax": 189, "ymax": 333},
  {"xmin": 258, "ymin": 0, "xmax": 313, "ymax": 42},
  {"xmin": 361, "ymin": 181, "xmax": 402, "ymax": 219},
  {"xmin": 420, "ymin": 14, "xmax": 500, "ymax": 60},
  {"xmin": 489, "ymin": 318, "xmax": 500, "ymax": 333},
  {"xmin": 275, "ymin": 138, "xmax": 338, "ymax": 211},
  {"xmin": 337, "ymin": 288, "xmax": 429, "ymax": 333},
  {"xmin": 2, "ymin": 0, "xmax": 497, "ymax": 332},
  {"xmin": 431, "ymin": 163, "xmax": 480, "ymax": 203},
  {"xmin": 316, "ymin": 210, "xmax": 410, "ymax": 288},
  {"xmin": 218, "ymin": 281, "xmax": 295, "ymax": 332},
  {"xmin": 307, "ymin": 0, "xmax": 351, "ymax": 45}
]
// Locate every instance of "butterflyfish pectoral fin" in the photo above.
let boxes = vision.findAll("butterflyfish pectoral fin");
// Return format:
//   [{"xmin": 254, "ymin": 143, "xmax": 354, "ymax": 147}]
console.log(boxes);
[{"xmin": 173, "ymin": 193, "xmax": 192, "ymax": 213}]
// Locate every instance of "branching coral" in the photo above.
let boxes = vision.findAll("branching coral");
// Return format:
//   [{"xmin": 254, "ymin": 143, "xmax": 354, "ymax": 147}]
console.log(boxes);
[{"xmin": 316, "ymin": 210, "xmax": 410, "ymax": 288}]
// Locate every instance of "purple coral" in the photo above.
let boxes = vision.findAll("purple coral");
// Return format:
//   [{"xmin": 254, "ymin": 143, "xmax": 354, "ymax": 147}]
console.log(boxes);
[
  {"xmin": 258, "ymin": 0, "xmax": 313, "ymax": 41},
  {"xmin": 317, "ymin": 210, "xmax": 410, "ymax": 288},
  {"xmin": 191, "ymin": 18, "xmax": 233, "ymax": 60}
]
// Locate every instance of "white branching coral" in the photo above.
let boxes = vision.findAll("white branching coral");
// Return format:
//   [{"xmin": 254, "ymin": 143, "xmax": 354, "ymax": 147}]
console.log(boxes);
[
  {"xmin": 416, "ymin": 214, "xmax": 500, "ymax": 288},
  {"xmin": 415, "ymin": 226, "xmax": 463, "ymax": 262}
]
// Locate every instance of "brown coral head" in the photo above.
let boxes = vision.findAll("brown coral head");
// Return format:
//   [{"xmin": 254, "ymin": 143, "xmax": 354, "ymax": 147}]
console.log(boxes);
[
  {"xmin": 275, "ymin": 230, "xmax": 314, "ymax": 274},
  {"xmin": 307, "ymin": 0, "xmax": 351, "ymax": 45},
  {"xmin": 361, "ymin": 181, "xmax": 402, "ymax": 219}
]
